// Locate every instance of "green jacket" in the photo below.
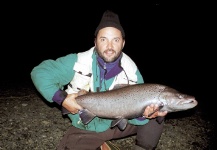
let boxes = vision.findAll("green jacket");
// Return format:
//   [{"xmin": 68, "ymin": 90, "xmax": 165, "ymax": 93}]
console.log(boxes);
[{"xmin": 31, "ymin": 47, "xmax": 149, "ymax": 132}]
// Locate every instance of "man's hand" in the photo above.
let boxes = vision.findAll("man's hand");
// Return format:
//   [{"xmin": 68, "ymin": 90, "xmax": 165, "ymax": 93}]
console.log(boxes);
[
  {"xmin": 143, "ymin": 104, "xmax": 167, "ymax": 119},
  {"xmin": 62, "ymin": 93, "xmax": 83, "ymax": 114}
]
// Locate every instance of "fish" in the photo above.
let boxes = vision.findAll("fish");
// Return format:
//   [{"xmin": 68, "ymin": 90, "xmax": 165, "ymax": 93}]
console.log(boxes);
[{"xmin": 62, "ymin": 83, "xmax": 198, "ymax": 130}]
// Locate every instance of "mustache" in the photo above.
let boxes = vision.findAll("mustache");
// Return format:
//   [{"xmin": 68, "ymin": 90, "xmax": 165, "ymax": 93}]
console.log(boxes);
[{"xmin": 105, "ymin": 49, "xmax": 114, "ymax": 52}]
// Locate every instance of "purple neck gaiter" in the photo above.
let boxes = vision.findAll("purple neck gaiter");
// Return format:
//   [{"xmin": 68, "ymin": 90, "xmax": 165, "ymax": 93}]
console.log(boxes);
[{"xmin": 97, "ymin": 53, "xmax": 123, "ymax": 80}]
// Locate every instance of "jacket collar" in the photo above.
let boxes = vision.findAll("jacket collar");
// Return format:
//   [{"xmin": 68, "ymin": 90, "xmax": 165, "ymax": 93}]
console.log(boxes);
[{"xmin": 97, "ymin": 53, "xmax": 123, "ymax": 80}]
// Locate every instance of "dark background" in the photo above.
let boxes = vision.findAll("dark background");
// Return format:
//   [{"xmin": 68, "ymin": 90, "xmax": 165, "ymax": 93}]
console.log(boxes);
[{"xmin": 1, "ymin": 1, "xmax": 215, "ymax": 119}]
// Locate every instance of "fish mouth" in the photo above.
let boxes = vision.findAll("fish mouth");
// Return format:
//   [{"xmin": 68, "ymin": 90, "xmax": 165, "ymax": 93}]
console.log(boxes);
[
  {"xmin": 171, "ymin": 99, "xmax": 198, "ymax": 111},
  {"xmin": 180, "ymin": 99, "xmax": 198, "ymax": 105},
  {"xmin": 166, "ymin": 98, "xmax": 198, "ymax": 112}
]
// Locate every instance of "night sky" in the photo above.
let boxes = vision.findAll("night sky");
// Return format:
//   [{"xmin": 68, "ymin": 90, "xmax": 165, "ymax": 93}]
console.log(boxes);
[{"xmin": 1, "ymin": 2, "xmax": 215, "ymax": 115}]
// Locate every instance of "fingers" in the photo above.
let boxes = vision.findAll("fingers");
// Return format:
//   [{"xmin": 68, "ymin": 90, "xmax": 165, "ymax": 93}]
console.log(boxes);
[
  {"xmin": 158, "ymin": 111, "xmax": 167, "ymax": 117},
  {"xmin": 78, "ymin": 90, "xmax": 88, "ymax": 96},
  {"xmin": 143, "ymin": 104, "xmax": 157, "ymax": 118},
  {"xmin": 69, "ymin": 105, "xmax": 81, "ymax": 115},
  {"xmin": 71, "ymin": 109, "xmax": 79, "ymax": 114},
  {"xmin": 62, "ymin": 93, "xmax": 83, "ymax": 115},
  {"xmin": 143, "ymin": 104, "xmax": 167, "ymax": 119}
]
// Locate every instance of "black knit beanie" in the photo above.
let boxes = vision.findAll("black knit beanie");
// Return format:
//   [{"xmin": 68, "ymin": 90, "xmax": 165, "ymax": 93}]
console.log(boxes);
[{"xmin": 95, "ymin": 10, "xmax": 125, "ymax": 38}]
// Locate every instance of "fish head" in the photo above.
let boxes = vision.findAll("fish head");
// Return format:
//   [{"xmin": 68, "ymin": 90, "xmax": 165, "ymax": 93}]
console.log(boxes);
[{"xmin": 159, "ymin": 87, "xmax": 198, "ymax": 112}]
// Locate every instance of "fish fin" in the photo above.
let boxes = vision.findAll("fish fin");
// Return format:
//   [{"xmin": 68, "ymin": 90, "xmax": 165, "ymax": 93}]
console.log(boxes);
[
  {"xmin": 117, "ymin": 119, "xmax": 128, "ymax": 130},
  {"xmin": 79, "ymin": 109, "xmax": 96, "ymax": 125},
  {"xmin": 111, "ymin": 118, "xmax": 123, "ymax": 127},
  {"xmin": 111, "ymin": 118, "xmax": 128, "ymax": 131}
]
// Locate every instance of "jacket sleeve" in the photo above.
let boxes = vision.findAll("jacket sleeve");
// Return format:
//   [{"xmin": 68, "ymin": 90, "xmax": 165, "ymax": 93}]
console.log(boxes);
[{"xmin": 30, "ymin": 53, "xmax": 77, "ymax": 103}]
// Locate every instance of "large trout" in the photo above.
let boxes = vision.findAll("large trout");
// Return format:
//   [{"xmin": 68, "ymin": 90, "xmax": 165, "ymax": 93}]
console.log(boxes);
[{"xmin": 62, "ymin": 83, "xmax": 198, "ymax": 130}]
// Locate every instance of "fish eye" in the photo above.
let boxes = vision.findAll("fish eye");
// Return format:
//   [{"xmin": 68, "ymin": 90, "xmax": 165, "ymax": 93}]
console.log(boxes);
[{"xmin": 178, "ymin": 94, "xmax": 183, "ymax": 99}]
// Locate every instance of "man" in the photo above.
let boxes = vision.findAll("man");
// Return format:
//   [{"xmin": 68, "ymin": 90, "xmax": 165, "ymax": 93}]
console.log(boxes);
[{"xmin": 31, "ymin": 10, "xmax": 167, "ymax": 150}]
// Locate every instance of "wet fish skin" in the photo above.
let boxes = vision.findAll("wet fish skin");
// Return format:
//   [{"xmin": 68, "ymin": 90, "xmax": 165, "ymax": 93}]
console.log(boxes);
[{"xmin": 62, "ymin": 83, "xmax": 198, "ymax": 130}]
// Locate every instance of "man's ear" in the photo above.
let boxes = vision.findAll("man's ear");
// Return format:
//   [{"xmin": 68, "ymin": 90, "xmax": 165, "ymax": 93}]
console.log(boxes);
[
  {"xmin": 94, "ymin": 38, "xmax": 96, "ymax": 46},
  {"xmin": 122, "ymin": 40, "xmax": 125, "ymax": 49}
]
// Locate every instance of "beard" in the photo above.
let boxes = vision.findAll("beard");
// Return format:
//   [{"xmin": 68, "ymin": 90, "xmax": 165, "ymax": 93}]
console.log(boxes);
[{"xmin": 96, "ymin": 48, "xmax": 122, "ymax": 63}]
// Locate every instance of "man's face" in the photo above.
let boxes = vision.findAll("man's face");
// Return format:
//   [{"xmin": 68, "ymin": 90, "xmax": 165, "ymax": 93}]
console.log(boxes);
[{"xmin": 95, "ymin": 27, "xmax": 125, "ymax": 63}]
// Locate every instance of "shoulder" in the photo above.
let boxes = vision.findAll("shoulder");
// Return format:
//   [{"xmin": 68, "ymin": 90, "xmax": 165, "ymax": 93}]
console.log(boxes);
[
  {"xmin": 77, "ymin": 47, "xmax": 95, "ymax": 57},
  {"xmin": 120, "ymin": 52, "xmax": 144, "ymax": 83},
  {"xmin": 121, "ymin": 52, "xmax": 138, "ymax": 69},
  {"xmin": 55, "ymin": 47, "xmax": 95, "ymax": 65}
]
